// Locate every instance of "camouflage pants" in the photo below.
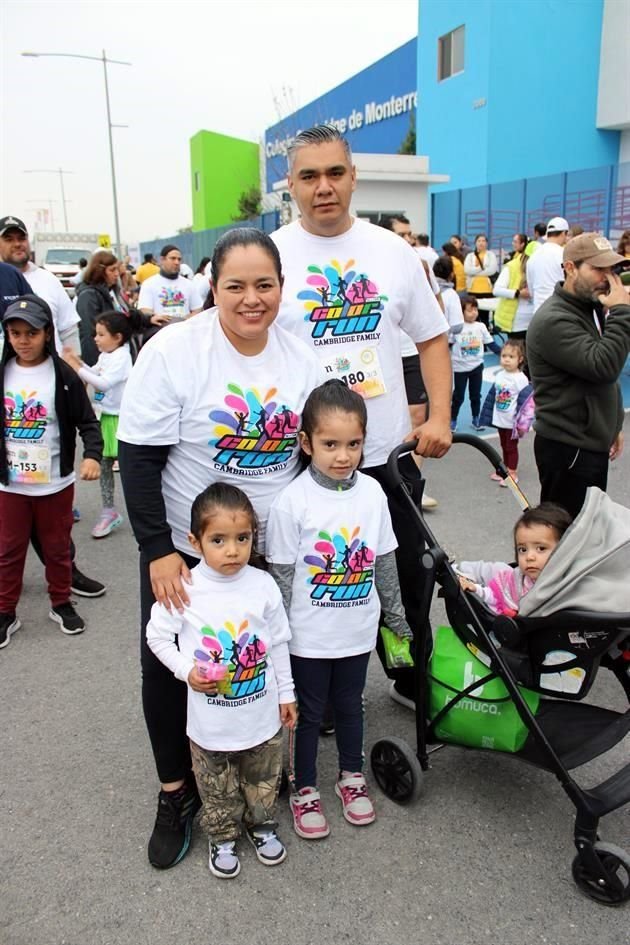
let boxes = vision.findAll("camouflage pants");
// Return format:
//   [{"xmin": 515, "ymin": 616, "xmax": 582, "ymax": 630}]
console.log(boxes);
[{"xmin": 190, "ymin": 729, "xmax": 283, "ymax": 844}]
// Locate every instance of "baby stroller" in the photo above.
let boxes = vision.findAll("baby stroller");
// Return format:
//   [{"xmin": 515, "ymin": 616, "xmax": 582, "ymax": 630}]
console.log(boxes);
[{"xmin": 370, "ymin": 435, "xmax": 630, "ymax": 906}]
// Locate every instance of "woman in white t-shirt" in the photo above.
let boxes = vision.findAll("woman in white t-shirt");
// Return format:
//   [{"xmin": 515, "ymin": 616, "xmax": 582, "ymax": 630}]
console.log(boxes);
[{"xmin": 116, "ymin": 228, "xmax": 322, "ymax": 871}]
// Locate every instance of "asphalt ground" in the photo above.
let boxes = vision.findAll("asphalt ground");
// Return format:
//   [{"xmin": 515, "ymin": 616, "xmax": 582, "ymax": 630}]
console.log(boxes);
[{"xmin": 2, "ymin": 419, "xmax": 630, "ymax": 945}]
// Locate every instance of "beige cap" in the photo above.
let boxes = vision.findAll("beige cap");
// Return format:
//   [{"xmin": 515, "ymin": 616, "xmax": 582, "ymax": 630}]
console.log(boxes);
[{"xmin": 563, "ymin": 233, "xmax": 625, "ymax": 267}]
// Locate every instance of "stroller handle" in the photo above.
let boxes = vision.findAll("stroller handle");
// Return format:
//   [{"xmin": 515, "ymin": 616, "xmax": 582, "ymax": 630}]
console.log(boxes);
[{"xmin": 386, "ymin": 434, "xmax": 506, "ymax": 489}]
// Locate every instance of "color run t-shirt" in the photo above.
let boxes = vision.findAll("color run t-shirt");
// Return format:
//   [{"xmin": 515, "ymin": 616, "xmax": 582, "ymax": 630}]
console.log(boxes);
[
  {"xmin": 491, "ymin": 369, "xmax": 529, "ymax": 429},
  {"xmin": 266, "ymin": 470, "xmax": 397, "ymax": 658},
  {"xmin": 1, "ymin": 357, "xmax": 75, "ymax": 496},
  {"xmin": 272, "ymin": 219, "xmax": 448, "ymax": 468},
  {"xmin": 117, "ymin": 310, "xmax": 323, "ymax": 553},
  {"xmin": 450, "ymin": 322, "xmax": 493, "ymax": 372},
  {"xmin": 146, "ymin": 560, "xmax": 293, "ymax": 752},
  {"xmin": 138, "ymin": 273, "xmax": 202, "ymax": 319}
]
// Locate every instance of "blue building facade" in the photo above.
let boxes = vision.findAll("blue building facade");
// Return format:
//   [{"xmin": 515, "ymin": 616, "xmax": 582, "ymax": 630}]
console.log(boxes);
[
  {"xmin": 416, "ymin": 0, "xmax": 620, "ymax": 192},
  {"xmin": 264, "ymin": 39, "xmax": 417, "ymax": 189}
]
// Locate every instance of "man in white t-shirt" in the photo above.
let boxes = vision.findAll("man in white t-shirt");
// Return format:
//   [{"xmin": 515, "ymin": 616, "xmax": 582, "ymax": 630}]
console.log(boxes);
[
  {"xmin": 0, "ymin": 215, "xmax": 80, "ymax": 353},
  {"xmin": 527, "ymin": 216, "xmax": 569, "ymax": 312},
  {"xmin": 138, "ymin": 244, "xmax": 202, "ymax": 325},
  {"xmin": 271, "ymin": 125, "xmax": 452, "ymax": 708}
]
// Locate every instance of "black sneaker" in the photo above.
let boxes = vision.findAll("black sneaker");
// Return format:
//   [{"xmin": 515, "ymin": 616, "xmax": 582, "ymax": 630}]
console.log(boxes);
[
  {"xmin": 148, "ymin": 782, "xmax": 201, "ymax": 869},
  {"xmin": 49, "ymin": 602, "xmax": 86, "ymax": 635},
  {"xmin": 0, "ymin": 613, "xmax": 21, "ymax": 649},
  {"xmin": 246, "ymin": 825, "xmax": 287, "ymax": 866},
  {"xmin": 209, "ymin": 840, "xmax": 240, "ymax": 879},
  {"xmin": 71, "ymin": 566, "xmax": 106, "ymax": 598}
]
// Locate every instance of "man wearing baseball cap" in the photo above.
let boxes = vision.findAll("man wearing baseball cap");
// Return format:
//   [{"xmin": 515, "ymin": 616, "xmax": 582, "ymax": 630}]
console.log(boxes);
[
  {"xmin": 527, "ymin": 232, "xmax": 630, "ymax": 517},
  {"xmin": 526, "ymin": 216, "xmax": 570, "ymax": 312},
  {"xmin": 0, "ymin": 215, "xmax": 80, "ymax": 354}
]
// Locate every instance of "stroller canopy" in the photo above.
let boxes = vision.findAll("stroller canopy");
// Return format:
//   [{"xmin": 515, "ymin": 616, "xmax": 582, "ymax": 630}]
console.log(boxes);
[{"xmin": 519, "ymin": 487, "xmax": 630, "ymax": 618}]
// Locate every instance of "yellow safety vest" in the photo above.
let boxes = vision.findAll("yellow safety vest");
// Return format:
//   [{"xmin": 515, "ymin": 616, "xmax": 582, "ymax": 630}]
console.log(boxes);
[{"xmin": 494, "ymin": 254, "xmax": 526, "ymax": 333}]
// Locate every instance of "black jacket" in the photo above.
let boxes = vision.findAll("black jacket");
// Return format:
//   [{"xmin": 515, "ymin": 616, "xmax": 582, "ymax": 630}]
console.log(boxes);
[
  {"xmin": 0, "ymin": 342, "xmax": 103, "ymax": 486},
  {"xmin": 75, "ymin": 281, "xmax": 151, "ymax": 365}
]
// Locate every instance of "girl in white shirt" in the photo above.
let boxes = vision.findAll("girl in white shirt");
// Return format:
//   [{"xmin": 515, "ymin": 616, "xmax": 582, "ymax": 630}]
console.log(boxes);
[
  {"xmin": 63, "ymin": 311, "xmax": 132, "ymax": 539},
  {"xmin": 147, "ymin": 482, "xmax": 297, "ymax": 879},
  {"xmin": 266, "ymin": 380, "xmax": 412, "ymax": 841}
]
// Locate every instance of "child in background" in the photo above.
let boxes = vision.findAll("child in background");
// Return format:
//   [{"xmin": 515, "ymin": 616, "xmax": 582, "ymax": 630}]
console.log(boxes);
[
  {"xmin": 0, "ymin": 295, "xmax": 102, "ymax": 646},
  {"xmin": 266, "ymin": 380, "xmax": 412, "ymax": 840},
  {"xmin": 432, "ymin": 255, "xmax": 464, "ymax": 341},
  {"xmin": 457, "ymin": 503, "xmax": 572, "ymax": 616},
  {"xmin": 63, "ymin": 311, "xmax": 132, "ymax": 538},
  {"xmin": 480, "ymin": 340, "xmax": 532, "ymax": 484},
  {"xmin": 147, "ymin": 483, "xmax": 296, "ymax": 880},
  {"xmin": 450, "ymin": 295, "xmax": 495, "ymax": 432}
]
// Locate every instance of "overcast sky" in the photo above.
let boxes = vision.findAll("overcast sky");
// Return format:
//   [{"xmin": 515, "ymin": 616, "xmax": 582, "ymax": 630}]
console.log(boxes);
[{"xmin": 1, "ymin": 0, "xmax": 417, "ymax": 247}]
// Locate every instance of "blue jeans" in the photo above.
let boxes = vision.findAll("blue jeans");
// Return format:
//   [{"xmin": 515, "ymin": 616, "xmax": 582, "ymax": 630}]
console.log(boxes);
[{"xmin": 291, "ymin": 651, "xmax": 371, "ymax": 790}]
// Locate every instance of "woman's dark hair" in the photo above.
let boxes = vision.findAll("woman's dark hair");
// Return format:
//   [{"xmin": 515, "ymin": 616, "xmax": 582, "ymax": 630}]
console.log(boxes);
[
  {"xmin": 300, "ymin": 380, "xmax": 368, "ymax": 448},
  {"xmin": 616, "ymin": 229, "xmax": 630, "ymax": 255},
  {"xmin": 514, "ymin": 502, "xmax": 573, "ymax": 552},
  {"xmin": 83, "ymin": 250, "xmax": 117, "ymax": 285},
  {"xmin": 95, "ymin": 310, "xmax": 132, "ymax": 345},
  {"xmin": 442, "ymin": 241, "xmax": 463, "ymax": 263},
  {"xmin": 433, "ymin": 255, "xmax": 454, "ymax": 282},
  {"xmin": 195, "ymin": 256, "xmax": 211, "ymax": 275},
  {"xmin": 210, "ymin": 228, "xmax": 283, "ymax": 286},
  {"xmin": 190, "ymin": 482, "xmax": 259, "ymax": 553}
]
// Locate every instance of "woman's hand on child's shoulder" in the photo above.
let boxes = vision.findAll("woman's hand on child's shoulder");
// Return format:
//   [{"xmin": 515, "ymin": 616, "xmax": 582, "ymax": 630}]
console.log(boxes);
[
  {"xmin": 188, "ymin": 665, "xmax": 218, "ymax": 695},
  {"xmin": 280, "ymin": 701, "xmax": 297, "ymax": 730},
  {"xmin": 80, "ymin": 458, "xmax": 101, "ymax": 481}
]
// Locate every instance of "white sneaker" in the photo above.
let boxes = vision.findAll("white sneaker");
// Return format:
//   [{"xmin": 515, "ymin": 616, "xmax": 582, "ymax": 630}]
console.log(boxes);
[
  {"xmin": 335, "ymin": 773, "xmax": 376, "ymax": 826},
  {"xmin": 209, "ymin": 840, "xmax": 240, "ymax": 879},
  {"xmin": 421, "ymin": 493, "xmax": 438, "ymax": 510},
  {"xmin": 246, "ymin": 826, "xmax": 287, "ymax": 865}
]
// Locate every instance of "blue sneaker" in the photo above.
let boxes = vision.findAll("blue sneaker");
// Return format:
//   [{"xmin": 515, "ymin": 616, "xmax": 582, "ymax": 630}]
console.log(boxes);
[{"xmin": 472, "ymin": 416, "xmax": 486, "ymax": 431}]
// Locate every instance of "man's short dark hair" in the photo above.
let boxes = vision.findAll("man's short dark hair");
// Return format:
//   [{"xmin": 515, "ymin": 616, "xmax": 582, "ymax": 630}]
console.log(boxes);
[
  {"xmin": 417, "ymin": 233, "xmax": 430, "ymax": 246},
  {"xmin": 143, "ymin": 253, "xmax": 154, "ymax": 263},
  {"xmin": 287, "ymin": 125, "xmax": 352, "ymax": 170},
  {"xmin": 534, "ymin": 223, "xmax": 546, "ymax": 238},
  {"xmin": 160, "ymin": 244, "xmax": 180, "ymax": 258},
  {"xmin": 78, "ymin": 258, "xmax": 88, "ymax": 268}
]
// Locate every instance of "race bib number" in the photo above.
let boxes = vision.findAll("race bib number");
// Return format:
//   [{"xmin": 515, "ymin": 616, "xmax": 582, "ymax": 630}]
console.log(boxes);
[
  {"xmin": 320, "ymin": 346, "xmax": 386, "ymax": 399},
  {"xmin": 6, "ymin": 442, "xmax": 51, "ymax": 484}
]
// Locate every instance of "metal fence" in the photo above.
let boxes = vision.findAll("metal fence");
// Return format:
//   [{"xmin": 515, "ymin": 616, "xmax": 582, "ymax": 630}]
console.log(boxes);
[
  {"xmin": 432, "ymin": 162, "xmax": 630, "ymax": 257},
  {"xmin": 139, "ymin": 211, "xmax": 280, "ymax": 269}
]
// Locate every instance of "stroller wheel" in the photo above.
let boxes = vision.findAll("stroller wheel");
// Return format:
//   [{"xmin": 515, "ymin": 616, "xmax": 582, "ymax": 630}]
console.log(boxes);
[
  {"xmin": 572, "ymin": 842, "xmax": 630, "ymax": 905},
  {"xmin": 370, "ymin": 737, "xmax": 424, "ymax": 805}
]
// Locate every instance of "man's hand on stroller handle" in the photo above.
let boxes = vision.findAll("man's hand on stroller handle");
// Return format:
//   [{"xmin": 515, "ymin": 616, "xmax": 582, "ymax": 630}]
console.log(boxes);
[{"xmin": 406, "ymin": 415, "xmax": 452, "ymax": 459}]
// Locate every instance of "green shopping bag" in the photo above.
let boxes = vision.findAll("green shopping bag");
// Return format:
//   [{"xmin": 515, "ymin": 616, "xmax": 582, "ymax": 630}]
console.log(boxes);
[
  {"xmin": 428, "ymin": 625, "xmax": 539, "ymax": 753},
  {"xmin": 379, "ymin": 625, "xmax": 414, "ymax": 669}
]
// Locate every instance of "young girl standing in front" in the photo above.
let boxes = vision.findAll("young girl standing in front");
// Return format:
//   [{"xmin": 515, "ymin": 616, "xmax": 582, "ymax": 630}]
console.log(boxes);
[
  {"xmin": 63, "ymin": 311, "xmax": 132, "ymax": 538},
  {"xmin": 480, "ymin": 340, "xmax": 532, "ymax": 484},
  {"xmin": 147, "ymin": 483, "xmax": 296, "ymax": 880},
  {"xmin": 266, "ymin": 380, "xmax": 412, "ymax": 839}
]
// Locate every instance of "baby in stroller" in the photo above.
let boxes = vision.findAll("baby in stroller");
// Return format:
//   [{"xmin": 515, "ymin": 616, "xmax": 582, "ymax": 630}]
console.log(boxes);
[{"xmin": 457, "ymin": 503, "xmax": 573, "ymax": 617}]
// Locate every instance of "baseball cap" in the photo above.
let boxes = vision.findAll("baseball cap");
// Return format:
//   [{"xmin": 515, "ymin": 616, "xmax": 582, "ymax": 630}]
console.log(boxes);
[
  {"xmin": 563, "ymin": 233, "xmax": 625, "ymax": 268},
  {"xmin": 2, "ymin": 295, "xmax": 53, "ymax": 329},
  {"xmin": 546, "ymin": 216, "xmax": 569, "ymax": 235},
  {"xmin": 0, "ymin": 215, "xmax": 28, "ymax": 237}
]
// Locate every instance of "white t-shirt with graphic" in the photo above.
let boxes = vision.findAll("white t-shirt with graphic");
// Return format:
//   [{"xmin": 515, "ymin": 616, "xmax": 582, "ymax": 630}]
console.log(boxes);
[
  {"xmin": 272, "ymin": 219, "xmax": 448, "ymax": 467},
  {"xmin": 491, "ymin": 368, "xmax": 529, "ymax": 429},
  {"xmin": 451, "ymin": 322, "xmax": 494, "ymax": 372},
  {"xmin": 117, "ymin": 310, "xmax": 323, "ymax": 553},
  {"xmin": 146, "ymin": 560, "xmax": 293, "ymax": 752},
  {"xmin": 138, "ymin": 273, "xmax": 202, "ymax": 320},
  {"xmin": 1, "ymin": 357, "xmax": 75, "ymax": 496},
  {"xmin": 266, "ymin": 470, "xmax": 397, "ymax": 658},
  {"xmin": 78, "ymin": 343, "xmax": 132, "ymax": 415}
]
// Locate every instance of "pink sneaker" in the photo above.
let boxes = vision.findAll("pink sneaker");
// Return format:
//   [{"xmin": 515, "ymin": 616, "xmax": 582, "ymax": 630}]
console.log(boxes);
[
  {"xmin": 91, "ymin": 508, "xmax": 123, "ymax": 539},
  {"xmin": 289, "ymin": 787, "xmax": 330, "ymax": 840},
  {"xmin": 335, "ymin": 773, "xmax": 376, "ymax": 826}
]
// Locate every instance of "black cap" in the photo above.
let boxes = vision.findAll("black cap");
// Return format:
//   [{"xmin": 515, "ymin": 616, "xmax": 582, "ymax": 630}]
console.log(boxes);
[
  {"xmin": 0, "ymin": 215, "xmax": 28, "ymax": 237},
  {"xmin": 2, "ymin": 294, "xmax": 53, "ymax": 329}
]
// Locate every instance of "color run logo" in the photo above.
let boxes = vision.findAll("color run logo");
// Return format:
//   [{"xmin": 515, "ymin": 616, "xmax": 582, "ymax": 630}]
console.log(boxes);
[
  {"xmin": 304, "ymin": 525, "xmax": 374, "ymax": 604},
  {"xmin": 194, "ymin": 618, "xmax": 267, "ymax": 701},
  {"xmin": 495, "ymin": 385, "xmax": 515, "ymax": 412},
  {"xmin": 297, "ymin": 259, "xmax": 385, "ymax": 343},
  {"xmin": 158, "ymin": 286, "xmax": 187, "ymax": 310},
  {"xmin": 209, "ymin": 384, "xmax": 298, "ymax": 474},
  {"xmin": 4, "ymin": 390, "xmax": 48, "ymax": 440}
]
